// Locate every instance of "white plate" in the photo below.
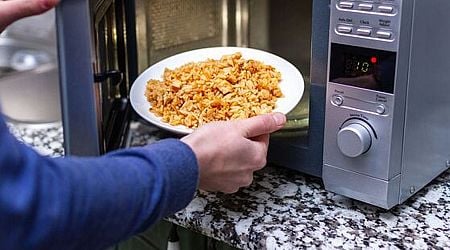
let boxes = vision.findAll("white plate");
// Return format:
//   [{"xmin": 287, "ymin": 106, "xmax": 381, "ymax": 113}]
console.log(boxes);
[{"xmin": 130, "ymin": 47, "xmax": 304, "ymax": 134}]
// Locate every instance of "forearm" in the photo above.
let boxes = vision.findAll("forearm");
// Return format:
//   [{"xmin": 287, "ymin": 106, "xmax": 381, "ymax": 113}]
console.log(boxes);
[{"xmin": 0, "ymin": 119, "xmax": 198, "ymax": 250}]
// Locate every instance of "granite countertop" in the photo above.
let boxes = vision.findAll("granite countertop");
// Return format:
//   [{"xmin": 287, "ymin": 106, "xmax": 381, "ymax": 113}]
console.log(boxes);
[{"xmin": 8, "ymin": 121, "xmax": 450, "ymax": 249}]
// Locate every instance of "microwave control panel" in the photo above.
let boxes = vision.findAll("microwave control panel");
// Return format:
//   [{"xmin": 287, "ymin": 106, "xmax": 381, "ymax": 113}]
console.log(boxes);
[
  {"xmin": 324, "ymin": 0, "xmax": 450, "ymax": 208},
  {"xmin": 330, "ymin": 0, "xmax": 402, "ymax": 52},
  {"xmin": 323, "ymin": 0, "xmax": 403, "ymax": 185},
  {"xmin": 324, "ymin": 0, "xmax": 402, "ymax": 171}
]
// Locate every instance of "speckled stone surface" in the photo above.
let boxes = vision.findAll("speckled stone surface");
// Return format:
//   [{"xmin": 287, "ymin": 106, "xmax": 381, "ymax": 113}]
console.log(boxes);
[
  {"xmin": 168, "ymin": 167, "xmax": 450, "ymax": 249},
  {"xmin": 7, "ymin": 122, "xmax": 64, "ymax": 157},
  {"xmin": 9, "ymin": 121, "xmax": 450, "ymax": 250}
]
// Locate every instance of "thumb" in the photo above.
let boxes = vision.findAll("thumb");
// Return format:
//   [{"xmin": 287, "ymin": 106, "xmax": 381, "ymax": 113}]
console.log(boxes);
[
  {"xmin": 0, "ymin": 0, "xmax": 59, "ymax": 31},
  {"xmin": 237, "ymin": 112, "xmax": 286, "ymax": 138}
]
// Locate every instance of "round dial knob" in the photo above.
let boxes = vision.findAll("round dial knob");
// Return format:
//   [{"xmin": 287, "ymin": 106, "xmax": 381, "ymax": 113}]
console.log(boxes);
[{"xmin": 337, "ymin": 122, "xmax": 372, "ymax": 157}]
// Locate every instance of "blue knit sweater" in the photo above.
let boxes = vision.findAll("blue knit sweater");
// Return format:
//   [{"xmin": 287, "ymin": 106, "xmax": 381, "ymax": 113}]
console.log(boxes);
[{"xmin": 0, "ymin": 115, "xmax": 199, "ymax": 250}]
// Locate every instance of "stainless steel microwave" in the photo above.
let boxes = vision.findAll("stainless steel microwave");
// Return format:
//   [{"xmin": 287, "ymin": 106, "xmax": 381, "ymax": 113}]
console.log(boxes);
[{"xmin": 56, "ymin": 0, "xmax": 450, "ymax": 209}]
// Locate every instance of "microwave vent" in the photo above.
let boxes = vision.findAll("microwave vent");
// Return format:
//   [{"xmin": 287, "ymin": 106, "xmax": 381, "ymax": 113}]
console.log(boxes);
[{"xmin": 149, "ymin": 0, "xmax": 221, "ymax": 50}]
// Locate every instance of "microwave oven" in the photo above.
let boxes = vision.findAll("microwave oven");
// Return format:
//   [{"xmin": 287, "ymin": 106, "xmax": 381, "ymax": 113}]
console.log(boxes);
[{"xmin": 56, "ymin": 0, "xmax": 450, "ymax": 209}]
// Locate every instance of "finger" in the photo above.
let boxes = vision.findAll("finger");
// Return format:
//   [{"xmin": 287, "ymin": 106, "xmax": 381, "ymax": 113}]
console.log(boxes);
[
  {"xmin": 241, "ymin": 172, "xmax": 254, "ymax": 187},
  {"xmin": 251, "ymin": 134, "xmax": 270, "ymax": 147},
  {"xmin": 222, "ymin": 186, "xmax": 240, "ymax": 194},
  {"xmin": 249, "ymin": 133, "xmax": 270, "ymax": 169},
  {"xmin": 237, "ymin": 112, "xmax": 286, "ymax": 138},
  {"xmin": 0, "ymin": 0, "xmax": 59, "ymax": 31}
]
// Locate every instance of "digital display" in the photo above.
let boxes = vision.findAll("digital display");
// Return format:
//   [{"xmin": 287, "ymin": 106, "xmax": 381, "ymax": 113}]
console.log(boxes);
[
  {"xmin": 329, "ymin": 43, "xmax": 397, "ymax": 94},
  {"xmin": 344, "ymin": 54, "xmax": 376, "ymax": 76}
]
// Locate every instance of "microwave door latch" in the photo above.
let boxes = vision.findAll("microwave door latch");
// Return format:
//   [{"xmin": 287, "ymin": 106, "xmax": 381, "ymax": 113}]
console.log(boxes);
[
  {"xmin": 94, "ymin": 70, "xmax": 124, "ymax": 100},
  {"xmin": 94, "ymin": 70, "xmax": 123, "ymax": 86}
]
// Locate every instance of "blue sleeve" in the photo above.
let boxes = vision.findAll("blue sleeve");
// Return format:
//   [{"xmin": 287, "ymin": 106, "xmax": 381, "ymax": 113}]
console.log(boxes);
[{"xmin": 0, "ymin": 115, "xmax": 199, "ymax": 250}]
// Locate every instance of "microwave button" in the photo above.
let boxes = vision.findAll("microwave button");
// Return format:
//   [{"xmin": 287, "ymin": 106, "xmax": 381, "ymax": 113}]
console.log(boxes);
[
  {"xmin": 376, "ymin": 30, "xmax": 392, "ymax": 39},
  {"xmin": 358, "ymin": 3, "xmax": 373, "ymax": 11},
  {"xmin": 337, "ymin": 25, "xmax": 353, "ymax": 34},
  {"xmin": 376, "ymin": 104, "xmax": 386, "ymax": 115},
  {"xmin": 378, "ymin": 5, "xmax": 394, "ymax": 13},
  {"xmin": 356, "ymin": 28, "xmax": 372, "ymax": 36},
  {"xmin": 338, "ymin": 1, "xmax": 354, "ymax": 9},
  {"xmin": 332, "ymin": 95, "xmax": 344, "ymax": 106}
]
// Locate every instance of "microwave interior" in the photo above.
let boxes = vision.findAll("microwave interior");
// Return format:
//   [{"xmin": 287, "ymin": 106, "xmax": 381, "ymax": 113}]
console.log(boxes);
[
  {"xmin": 131, "ymin": 0, "xmax": 325, "ymax": 175},
  {"xmin": 133, "ymin": 0, "xmax": 312, "ymax": 137}
]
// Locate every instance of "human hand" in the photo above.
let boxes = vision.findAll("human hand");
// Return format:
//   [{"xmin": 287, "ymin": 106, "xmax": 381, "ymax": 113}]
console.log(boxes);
[
  {"xmin": 0, "ymin": 0, "xmax": 60, "ymax": 32},
  {"xmin": 181, "ymin": 112, "xmax": 286, "ymax": 193}
]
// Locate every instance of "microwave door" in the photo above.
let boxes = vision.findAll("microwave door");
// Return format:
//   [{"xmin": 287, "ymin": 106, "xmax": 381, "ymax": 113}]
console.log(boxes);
[{"xmin": 56, "ymin": 0, "xmax": 136, "ymax": 156}]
